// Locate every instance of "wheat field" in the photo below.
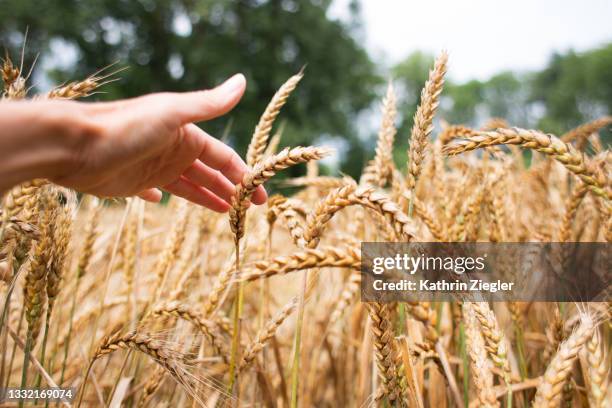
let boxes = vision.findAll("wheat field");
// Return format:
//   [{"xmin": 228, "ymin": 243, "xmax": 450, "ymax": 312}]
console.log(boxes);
[{"xmin": 0, "ymin": 51, "xmax": 610, "ymax": 407}]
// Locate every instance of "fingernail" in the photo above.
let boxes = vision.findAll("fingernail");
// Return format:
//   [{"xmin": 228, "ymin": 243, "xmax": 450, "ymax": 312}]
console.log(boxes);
[{"xmin": 220, "ymin": 73, "xmax": 246, "ymax": 94}]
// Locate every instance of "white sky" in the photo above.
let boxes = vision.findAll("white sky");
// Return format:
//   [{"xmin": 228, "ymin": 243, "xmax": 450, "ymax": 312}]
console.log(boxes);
[{"xmin": 329, "ymin": 0, "xmax": 612, "ymax": 81}]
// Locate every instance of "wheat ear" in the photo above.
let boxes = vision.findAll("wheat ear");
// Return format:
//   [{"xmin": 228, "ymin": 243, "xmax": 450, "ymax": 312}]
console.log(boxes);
[
  {"xmin": 371, "ymin": 82, "xmax": 398, "ymax": 187},
  {"xmin": 366, "ymin": 302, "xmax": 408, "ymax": 405},
  {"xmin": 76, "ymin": 200, "xmax": 102, "ymax": 278},
  {"xmin": 533, "ymin": 312, "xmax": 596, "ymax": 407},
  {"xmin": 303, "ymin": 184, "xmax": 415, "ymax": 248},
  {"xmin": 22, "ymin": 212, "xmax": 52, "ymax": 346},
  {"xmin": 239, "ymin": 299, "xmax": 297, "ymax": 372},
  {"xmin": 22, "ymin": 187, "xmax": 59, "ymax": 346},
  {"xmin": 438, "ymin": 125, "xmax": 478, "ymax": 145},
  {"xmin": 1, "ymin": 179, "xmax": 48, "ymax": 221},
  {"xmin": 561, "ymin": 116, "xmax": 612, "ymax": 143},
  {"xmin": 46, "ymin": 192, "xmax": 75, "ymax": 320},
  {"xmin": 266, "ymin": 197, "xmax": 308, "ymax": 247},
  {"xmin": 201, "ymin": 255, "xmax": 241, "ymax": 318},
  {"xmin": 584, "ymin": 330, "xmax": 609, "ymax": 408},
  {"xmin": 229, "ymin": 146, "xmax": 332, "ymax": 242},
  {"xmin": 45, "ymin": 65, "xmax": 122, "ymax": 99},
  {"xmin": 246, "ymin": 70, "xmax": 304, "ymax": 167},
  {"xmin": 239, "ymin": 245, "xmax": 360, "ymax": 282},
  {"xmin": 405, "ymin": 302, "xmax": 439, "ymax": 347},
  {"xmin": 1, "ymin": 52, "xmax": 25, "ymax": 99},
  {"xmin": 46, "ymin": 77, "xmax": 102, "ymax": 99},
  {"xmin": 328, "ymin": 272, "xmax": 361, "ymax": 325},
  {"xmin": 471, "ymin": 302, "xmax": 511, "ymax": 379},
  {"xmin": 263, "ymin": 125, "xmax": 284, "ymax": 158},
  {"xmin": 482, "ymin": 118, "xmax": 509, "ymax": 130},
  {"xmin": 151, "ymin": 202, "xmax": 189, "ymax": 301},
  {"xmin": 463, "ymin": 302, "xmax": 499, "ymax": 408},
  {"xmin": 150, "ymin": 301, "xmax": 229, "ymax": 361},
  {"xmin": 1, "ymin": 53, "xmax": 20, "ymax": 90},
  {"xmin": 1, "ymin": 180, "xmax": 47, "ymax": 274},
  {"xmin": 444, "ymin": 127, "xmax": 610, "ymax": 200},
  {"xmin": 137, "ymin": 367, "xmax": 166, "ymax": 408},
  {"xmin": 282, "ymin": 176, "xmax": 348, "ymax": 189},
  {"xmin": 121, "ymin": 201, "xmax": 139, "ymax": 319},
  {"xmin": 412, "ymin": 197, "xmax": 445, "ymax": 241},
  {"xmin": 558, "ymin": 182, "xmax": 588, "ymax": 241},
  {"xmin": 88, "ymin": 330, "xmax": 193, "ymax": 397},
  {"xmin": 407, "ymin": 51, "xmax": 448, "ymax": 189}
]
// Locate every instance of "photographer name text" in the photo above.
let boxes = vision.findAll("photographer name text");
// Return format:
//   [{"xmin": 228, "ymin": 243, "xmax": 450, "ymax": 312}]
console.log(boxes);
[{"xmin": 373, "ymin": 279, "xmax": 515, "ymax": 293}]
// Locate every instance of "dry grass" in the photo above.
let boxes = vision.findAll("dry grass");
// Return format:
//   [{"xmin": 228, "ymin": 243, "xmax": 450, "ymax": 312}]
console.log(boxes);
[{"xmin": 0, "ymin": 51, "xmax": 610, "ymax": 408}]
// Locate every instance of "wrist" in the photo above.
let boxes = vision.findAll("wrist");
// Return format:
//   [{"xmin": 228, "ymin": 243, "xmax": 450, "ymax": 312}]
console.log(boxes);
[
  {"xmin": 0, "ymin": 100, "xmax": 100, "ymax": 192},
  {"xmin": 41, "ymin": 101, "xmax": 102, "ymax": 177}
]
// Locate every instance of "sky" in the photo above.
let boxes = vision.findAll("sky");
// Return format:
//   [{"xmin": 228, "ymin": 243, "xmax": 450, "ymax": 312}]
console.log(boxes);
[{"xmin": 329, "ymin": 0, "xmax": 612, "ymax": 81}]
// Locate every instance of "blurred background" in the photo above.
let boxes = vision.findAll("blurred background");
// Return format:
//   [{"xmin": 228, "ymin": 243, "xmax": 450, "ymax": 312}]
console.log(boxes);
[{"xmin": 1, "ymin": 0, "xmax": 611, "ymax": 179}]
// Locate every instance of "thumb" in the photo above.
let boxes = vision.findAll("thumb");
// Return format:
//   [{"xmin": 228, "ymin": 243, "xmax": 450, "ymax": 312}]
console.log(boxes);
[{"xmin": 174, "ymin": 73, "xmax": 246, "ymax": 124}]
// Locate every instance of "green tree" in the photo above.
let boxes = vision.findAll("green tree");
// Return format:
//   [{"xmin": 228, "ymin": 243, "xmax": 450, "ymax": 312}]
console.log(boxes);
[
  {"xmin": 0, "ymin": 0, "xmax": 380, "ymax": 178},
  {"xmin": 393, "ymin": 44, "xmax": 612, "ymax": 142},
  {"xmin": 482, "ymin": 71, "xmax": 530, "ymax": 126},
  {"xmin": 392, "ymin": 51, "xmax": 434, "ymax": 132},
  {"xmin": 444, "ymin": 79, "xmax": 484, "ymax": 124},
  {"xmin": 531, "ymin": 44, "xmax": 612, "ymax": 135},
  {"xmin": 390, "ymin": 51, "xmax": 435, "ymax": 166}
]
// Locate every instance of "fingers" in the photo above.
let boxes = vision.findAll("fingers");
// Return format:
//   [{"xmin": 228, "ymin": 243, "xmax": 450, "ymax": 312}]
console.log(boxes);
[
  {"xmin": 172, "ymin": 74, "xmax": 246, "ymax": 124},
  {"xmin": 182, "ymin": 160, "xmax": 236, "ymax": 204},
  {"xmin": 163, "ymin": 176, "xmax": 230, "ymax": 213},
  {"xmin": 184, "ymin": 124, "xmax": 267, "ymax": 204},
  {"xmin": 137, "ymin": 188, "xmax": 163, "ymax": 203}
]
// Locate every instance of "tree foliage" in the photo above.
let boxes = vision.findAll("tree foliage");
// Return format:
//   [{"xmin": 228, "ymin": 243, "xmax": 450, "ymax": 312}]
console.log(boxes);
[
  {"xmin": 1, "ymin": 0, "xmax": 610, "ymax": 178},
  {"xmin": 394, "ymin": 44, "xmax": 612, "ymax": 142},
  {"xmin": 0, "ymin": 0, "xmax": 380, "ymax": 178}
]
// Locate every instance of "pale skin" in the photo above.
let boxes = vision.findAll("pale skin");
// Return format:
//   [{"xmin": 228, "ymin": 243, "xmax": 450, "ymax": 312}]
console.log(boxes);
[{"xmin": 0, "ymin": 73, "xmax": 267, "ymax": 212}]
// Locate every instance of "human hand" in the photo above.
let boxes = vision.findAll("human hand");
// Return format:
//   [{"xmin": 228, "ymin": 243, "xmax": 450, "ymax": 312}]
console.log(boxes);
[{"xmin": 51, "ymin": 74, "xmax": 267, "ymax": 212}]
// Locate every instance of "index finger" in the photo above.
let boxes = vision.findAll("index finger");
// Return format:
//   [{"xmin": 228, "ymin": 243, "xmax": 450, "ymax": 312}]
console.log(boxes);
[{"xmin": 183, "ymin": 124, "xmax": 267, "ymax": 205}]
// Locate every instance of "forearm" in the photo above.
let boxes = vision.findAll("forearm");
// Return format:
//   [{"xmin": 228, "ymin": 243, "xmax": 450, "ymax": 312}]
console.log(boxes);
[{"xmin": 0, "ymin": 100, "xmax": 88, "ymax": 195}]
